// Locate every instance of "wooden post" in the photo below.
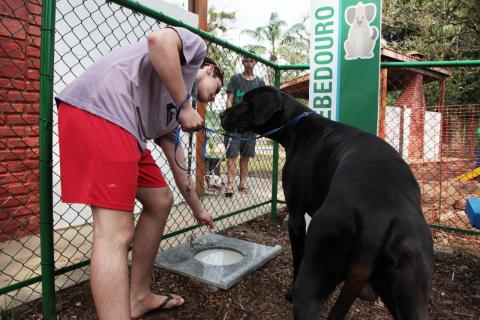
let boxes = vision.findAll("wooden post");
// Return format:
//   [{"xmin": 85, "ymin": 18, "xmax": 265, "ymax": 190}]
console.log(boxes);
[
  {"xmin": 438, "ymin": 80, "xmax": 446, "ymax": 155},
  {"xmin": 189, "ymin": 0, "xmax": 208, "ymax": 194},
  {"xmin": 378, "ymin": 68, "xmax": 388, "ymax": 139},
  {"xmin": 438, "ymin": 79, "xmax": 446, "ymax": 108},
  {"xmin": 437, "ymin": 79, "xmax": 446, "ymax": 223},
  {"xmin": 399, "ymin": 105, "xmax": 405, "ymax": 157}
]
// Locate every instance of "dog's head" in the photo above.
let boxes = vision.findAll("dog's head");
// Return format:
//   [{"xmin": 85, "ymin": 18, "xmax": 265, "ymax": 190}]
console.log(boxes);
[
  {"xmin": 345, "ymin": 2, "xmax": 376, "ymax": 27},
  {"xmin": 220, "ymin": 86, "xmax": 289, "ymax": 135}
]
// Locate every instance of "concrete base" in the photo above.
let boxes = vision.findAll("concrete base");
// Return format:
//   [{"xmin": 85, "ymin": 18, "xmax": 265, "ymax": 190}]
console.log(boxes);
[{"xmin": 154, "ymin": 234, "xmax": 281, "ymax": 290}]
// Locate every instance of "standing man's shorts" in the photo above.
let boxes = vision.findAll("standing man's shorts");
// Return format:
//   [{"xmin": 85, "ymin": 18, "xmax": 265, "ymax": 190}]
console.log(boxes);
[
  {"xmin": 224, "ymin": 132, "xmax": 256, "ymax": 158},
  {"xmin": 58, "ymin": 102, "xmax": 168, "ymax": 212}
]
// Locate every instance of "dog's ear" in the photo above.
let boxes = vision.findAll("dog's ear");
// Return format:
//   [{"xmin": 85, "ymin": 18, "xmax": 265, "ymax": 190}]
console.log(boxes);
[
  {"xmin": 243, "ymin": 86, "xmax": 283, "ymax": 127},
  {"xmin": 365, "ymin": 4, "xmax": 376, "ymax": 22},
  {"xmin": 345, "ymin": 6, "xmax": 356, "ymax": 25}
]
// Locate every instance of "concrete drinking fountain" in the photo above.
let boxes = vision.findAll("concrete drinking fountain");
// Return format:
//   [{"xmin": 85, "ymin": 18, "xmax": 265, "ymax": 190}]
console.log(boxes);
[{"xmin": 154, "ymin": 234, "xmax": 281, "ymax": 289}]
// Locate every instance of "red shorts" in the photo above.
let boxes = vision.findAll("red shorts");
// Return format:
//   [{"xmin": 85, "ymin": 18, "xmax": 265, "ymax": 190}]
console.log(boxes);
[{"xmin": 58, "ymin": 102, "xmax": 167, "ymax": 212}]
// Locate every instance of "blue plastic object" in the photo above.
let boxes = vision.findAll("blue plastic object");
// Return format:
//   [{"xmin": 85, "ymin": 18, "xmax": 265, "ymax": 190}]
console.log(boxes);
[{"xmin": 466, "ymin": 198, "xmax": 480, "ymax": 229}]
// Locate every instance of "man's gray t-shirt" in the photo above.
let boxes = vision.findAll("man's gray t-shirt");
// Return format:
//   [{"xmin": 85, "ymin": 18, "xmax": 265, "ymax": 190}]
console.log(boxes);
[
  {"xmin": 226, "ymin": 74, "xmax": 266, "ymax": 106},
  {"xmin": 55, "ymin": 27, "xmax": 206, "ymax": 150}
]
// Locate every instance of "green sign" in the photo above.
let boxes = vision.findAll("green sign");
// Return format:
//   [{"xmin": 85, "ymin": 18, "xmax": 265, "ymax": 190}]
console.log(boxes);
[{"xmin": 310, "ymin": 0, "xmax": 382, "ymax": 134}]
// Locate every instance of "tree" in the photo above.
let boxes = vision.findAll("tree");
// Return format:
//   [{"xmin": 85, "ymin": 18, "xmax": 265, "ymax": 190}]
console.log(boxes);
[
  {"xmin": 241, "ymin": 12, "xmax": 309, "ymax": 85},
  {"xmin": 242, "ymin": 12, "xmax": 286, "ymax": 63},
  {"xmin": 278, "ymin": 15, "xmax": 310, "ymax": 65},
  {"xmin": 207, "ymin": 7, "xmax": 236, "ymax": 37},
  {"xmin": 242, "ymin": 12, "xmax": 309, "ymax": 65},
  {"xmin": 205, "ymin": 7, "xmax": 237, "ymax": 86},
  {"xmin": 382, "ymin": 0, "xmax": 480, "ymax": 105},
  {"xmin": 204, "ymin": 7, "xmax": 237, "ymax": 130}
]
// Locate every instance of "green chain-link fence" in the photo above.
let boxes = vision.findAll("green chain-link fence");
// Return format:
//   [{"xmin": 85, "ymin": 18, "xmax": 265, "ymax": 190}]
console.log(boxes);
[
  {"xmin": 0, "ymin": 0, "xmax": 287, "ymax": 317},
  {"xmin": 279, "ymin": 61, "xmax": 480, "ymax": 237},
  {"xmin": 380, "ymin": 61, "xmax": 480, "ymax": 237},
  {"xmin": 1, "ymin": 0, "xmax": 479, "ymax": 319}
]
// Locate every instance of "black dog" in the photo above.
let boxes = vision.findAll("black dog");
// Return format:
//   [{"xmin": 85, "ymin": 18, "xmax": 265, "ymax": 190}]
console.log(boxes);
[{"xmin": 220, "ymin": 86, "xmax": 433, "ymax": 320}]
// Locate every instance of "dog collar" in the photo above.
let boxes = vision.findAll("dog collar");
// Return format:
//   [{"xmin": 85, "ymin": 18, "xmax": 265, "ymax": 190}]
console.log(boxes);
[{"xmin": 261, "ymin": 111, "xmax": 315, "ymax": 137}]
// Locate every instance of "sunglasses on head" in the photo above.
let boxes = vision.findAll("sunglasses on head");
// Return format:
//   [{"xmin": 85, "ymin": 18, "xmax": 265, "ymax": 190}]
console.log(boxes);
[{"xmin": 207, "ymin": 63, "xmax": 224, "ymax": 77}]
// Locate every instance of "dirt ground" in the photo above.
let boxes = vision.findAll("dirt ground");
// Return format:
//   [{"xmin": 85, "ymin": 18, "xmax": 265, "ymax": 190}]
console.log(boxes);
[{"xmin": 17, "ymin": 213, "xmax": 480, "ymax": 320}]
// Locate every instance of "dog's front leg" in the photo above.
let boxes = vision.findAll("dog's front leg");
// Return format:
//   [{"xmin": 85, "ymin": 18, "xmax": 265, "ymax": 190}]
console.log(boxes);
[{"xmin": 286, "ymin": 212, "xmax": 306, "ymax": 302}]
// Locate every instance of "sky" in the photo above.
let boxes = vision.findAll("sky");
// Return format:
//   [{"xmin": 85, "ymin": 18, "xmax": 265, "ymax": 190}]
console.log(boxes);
[
  {"xmin": 208, "ymin": 0, "xmax": 311, "ymax": 28},
  {"xmin": 170, "ymin": 0, "xmax": 312, "ymax": 47}
]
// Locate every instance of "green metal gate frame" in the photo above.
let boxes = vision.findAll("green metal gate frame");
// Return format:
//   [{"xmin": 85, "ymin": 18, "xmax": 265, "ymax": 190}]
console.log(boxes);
[{"xmin": 0, "ymin": 0, "xmax": 477, "ymax": 318}]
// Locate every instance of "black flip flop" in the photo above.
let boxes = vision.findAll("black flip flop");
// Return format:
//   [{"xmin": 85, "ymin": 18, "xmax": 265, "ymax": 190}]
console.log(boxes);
[
  {"xmin": 238, "ymin": 186, "xmax": 250, "ymax": 194},
  {"xmin": 138, "ymin": 294, "xmax": 183, "ymax": 319},
  {"xmin": 224, "ymin": 187, "xmax": 234, "ymax": 197}
]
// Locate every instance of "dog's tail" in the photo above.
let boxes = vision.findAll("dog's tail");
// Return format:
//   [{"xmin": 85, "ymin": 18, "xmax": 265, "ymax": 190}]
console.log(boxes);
[{"xmin": 326, "ymin": 260, "xmax": 375, "ymax": 320}]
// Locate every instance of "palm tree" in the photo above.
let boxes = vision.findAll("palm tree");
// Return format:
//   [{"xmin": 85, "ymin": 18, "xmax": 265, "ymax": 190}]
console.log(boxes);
[
  {"xmin": 241, "ymin": 12, "xmax": 286, "ymax": 63},
  {"xmin": 278, "ymin": 15, "xmax": 310, "ymax": 65},
  {"xmin": 242, "ymin": 12, "xmax": 309, "ymax": 65},
  {"xmin": 206, "ymin": 7, "xmax": 238, "ymax": 85}
]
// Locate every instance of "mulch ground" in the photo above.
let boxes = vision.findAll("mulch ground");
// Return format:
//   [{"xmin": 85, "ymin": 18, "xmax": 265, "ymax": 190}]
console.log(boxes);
[{"xmin": 17, "ymin": 213, "xmax": 480, "ymax": 320}]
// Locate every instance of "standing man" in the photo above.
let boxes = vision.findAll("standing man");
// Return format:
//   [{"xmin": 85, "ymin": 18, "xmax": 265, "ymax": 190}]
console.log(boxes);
[
  {"xmin": 224, "ymin": 54, "xmax": 265, "ymax": 197},
  {"xmin": 56, "ymin": 27, "xmax": 223, "ymax": 319}
]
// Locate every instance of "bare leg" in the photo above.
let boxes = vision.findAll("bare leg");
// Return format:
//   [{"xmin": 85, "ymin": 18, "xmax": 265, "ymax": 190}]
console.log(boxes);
[
  {"xmin": 130, "ymin": 187, "xmax": 184, "ymax": 318},
  {"xmin": 90, "ymin": 206, "xmax": 135, "ymax": 320},
  {"xmin": 226, "ymin": 157, "xmax": 237, "ymax": 192},
  {"xmin": 239, "ymin": 157, "xmax": 250, "ymax": 189}
]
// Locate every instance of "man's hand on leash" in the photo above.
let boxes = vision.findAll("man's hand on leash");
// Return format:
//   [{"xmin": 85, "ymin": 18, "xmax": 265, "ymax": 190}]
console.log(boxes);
[
  {"xmin": 178, "ymin": 102, "xmax": 204, "ymax": 132},
  {"xmin": 193, "ymin": 208, "xmax": 214, "ymax": 231}
]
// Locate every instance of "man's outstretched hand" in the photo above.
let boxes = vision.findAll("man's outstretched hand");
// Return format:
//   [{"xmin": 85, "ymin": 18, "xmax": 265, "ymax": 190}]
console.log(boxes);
[{"xmin": 193, "ymin": 208, "xmax": 214, "ymax": 231}]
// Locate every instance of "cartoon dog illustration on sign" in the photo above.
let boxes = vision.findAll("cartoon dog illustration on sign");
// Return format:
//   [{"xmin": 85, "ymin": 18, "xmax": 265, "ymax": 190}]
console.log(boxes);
[{"xmin": 344, "ymin": 2, "xmax": 379, "ymax": 60}]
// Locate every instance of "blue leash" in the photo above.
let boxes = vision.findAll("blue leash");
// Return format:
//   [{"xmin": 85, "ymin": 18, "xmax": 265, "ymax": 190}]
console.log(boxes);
[
  {"xmin": 175, "ymin": 108, "xmax": 315, "ymax": 171},
  {"xmin": 257, "ymin": 111, "xmax": 314, "ymax": 138},
  {"xmin": 174, "ymin": 94, "xmax": 192, "ymax": 171},
  {"xmin": 200, "ymin": 111, "xmax": 315, "ymax": 160}
]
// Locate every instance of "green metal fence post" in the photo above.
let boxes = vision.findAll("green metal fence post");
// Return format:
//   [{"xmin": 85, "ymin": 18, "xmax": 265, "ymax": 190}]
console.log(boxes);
[
  {"xmin": 271, "ymin": 68, "xmax": 281, "ymax": 219},
  {"xmin": 39, "ymin": 0, "xmax": 57, "ymax": 318}
]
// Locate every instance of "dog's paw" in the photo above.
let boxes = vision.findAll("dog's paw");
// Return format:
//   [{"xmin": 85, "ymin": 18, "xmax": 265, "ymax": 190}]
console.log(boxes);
[{"xmin": 284, "ymin": 288, "xmax": 293, "ymax": 303}]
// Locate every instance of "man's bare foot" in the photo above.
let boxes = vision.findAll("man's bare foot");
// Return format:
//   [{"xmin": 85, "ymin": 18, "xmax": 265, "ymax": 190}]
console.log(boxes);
[{"xmin": 130, "ymin": 292, "xmax": 184, "ymax": 318}]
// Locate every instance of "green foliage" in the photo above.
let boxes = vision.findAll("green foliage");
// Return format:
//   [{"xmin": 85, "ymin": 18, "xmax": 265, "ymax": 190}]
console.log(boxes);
[
  {"xmin": 242, "ymin": 12, "xmax": 309, "ymax": 65},
  {"xmin": 206, "ymin": 7, "xmax": 239, "ymax": 84},
  {"xmin": 207, "ymin": 7, "xmax": 236, "ymax": 35},
  {"xmin": 383, "ymin": 0, "xmax": 480, "ymax": 105},
  {"xmin": 205, "ymin": 109, "xmax": 222, "ymax": 129}
]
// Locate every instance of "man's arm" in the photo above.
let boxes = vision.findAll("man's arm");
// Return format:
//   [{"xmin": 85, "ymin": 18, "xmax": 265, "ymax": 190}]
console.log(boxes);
[
  {"xmin": 147, "ymin": 28, "xmax": 202, "ymax": 132},
  {"xmin": 226, "ymin": 92, "xmax": 235, "ymax": 109},
  {"xmin": 155, "ymin": 137, "xmax": 214, "ymax": 230}
]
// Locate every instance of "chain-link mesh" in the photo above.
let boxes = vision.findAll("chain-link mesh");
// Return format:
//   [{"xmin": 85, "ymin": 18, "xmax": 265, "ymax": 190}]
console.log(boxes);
[
  {"xmin": 279, "ymin": 64, "xmax": 480, "ymax": 239},
  {"xmin": 1, "ymin": 0, "xmax": 479, "ymax": 317},
  {"xmin": 0, "ymin": 0, "xmax": 280, "ymax": 312},
  {"xmin": 380, "ymin": 65, "xmax": 480, "ymax": 236}
]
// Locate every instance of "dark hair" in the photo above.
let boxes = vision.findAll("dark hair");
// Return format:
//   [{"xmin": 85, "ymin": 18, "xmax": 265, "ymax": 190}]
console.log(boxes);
[
  {"xmin": 242, "ymin": 50, "xmax": 256, "ymax": 60},
  {"xmin": 201, "ymin": 57, "xmax": 224, "ymax": 86}
]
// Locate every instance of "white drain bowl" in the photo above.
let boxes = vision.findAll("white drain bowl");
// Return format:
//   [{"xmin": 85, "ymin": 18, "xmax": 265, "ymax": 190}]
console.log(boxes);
[{"xmin": 194, "ymin": 248, "xmax": 243, "ymax": 266}]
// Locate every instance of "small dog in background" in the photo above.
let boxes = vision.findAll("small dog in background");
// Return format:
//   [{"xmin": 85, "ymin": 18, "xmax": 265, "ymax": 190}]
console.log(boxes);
[
  {"xmin": 344, "ymin": 1, "xmax": 379, "ymax": 60},
  {"xmin": 205, "ymin": 174, "xmax": 224, "ymax": 192}
]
